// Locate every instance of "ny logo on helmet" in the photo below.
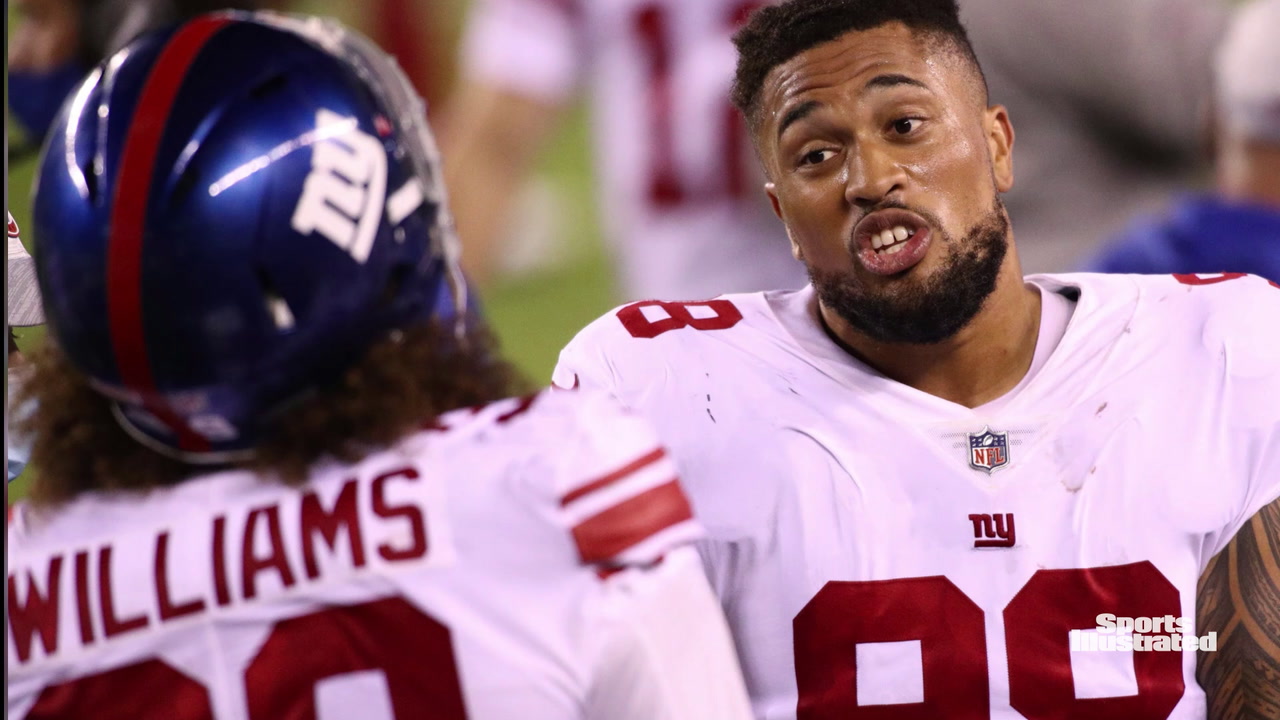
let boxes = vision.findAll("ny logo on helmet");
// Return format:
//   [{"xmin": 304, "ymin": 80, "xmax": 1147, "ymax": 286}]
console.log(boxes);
[{"xmin": 291, "ymin": 109, "xmax": 388, "ymax": 263}]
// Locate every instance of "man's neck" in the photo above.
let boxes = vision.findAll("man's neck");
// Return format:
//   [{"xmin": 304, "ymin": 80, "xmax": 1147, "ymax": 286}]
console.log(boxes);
[{"xmin": 817, "ymin": 260, "xmax": 1042, "ymax": 408}]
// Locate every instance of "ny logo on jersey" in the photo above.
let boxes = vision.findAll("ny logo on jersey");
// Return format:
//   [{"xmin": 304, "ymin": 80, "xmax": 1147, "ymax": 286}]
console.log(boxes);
[
  {"xmin": 291, "ymin": 108, "xmax": 388, "ymax": 264},
  {"xmin": 969, "ymin": 513, "xmax": 1016, "ymax": 548},
  {"xmin": 967, "ymin": 426, "xmax": 1010, "ymax": 473}
]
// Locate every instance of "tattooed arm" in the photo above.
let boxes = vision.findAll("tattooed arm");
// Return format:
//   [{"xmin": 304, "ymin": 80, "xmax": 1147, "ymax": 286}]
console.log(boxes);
[{"xmin": 1197, "ymin": 497, "xmax": 1280, "ymax": 720}]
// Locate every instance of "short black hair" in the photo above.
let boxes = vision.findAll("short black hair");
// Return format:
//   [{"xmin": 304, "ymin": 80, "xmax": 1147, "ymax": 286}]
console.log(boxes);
[{"xmin": 732, "ymin": 0, "xmax": 988, "ymax": 131}]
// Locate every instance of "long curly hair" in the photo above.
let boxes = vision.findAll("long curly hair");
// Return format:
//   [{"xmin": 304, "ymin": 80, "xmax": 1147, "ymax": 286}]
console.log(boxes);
[{"xmin": 15, "ymin": 321, "xmax": 531, "ymax": 507}]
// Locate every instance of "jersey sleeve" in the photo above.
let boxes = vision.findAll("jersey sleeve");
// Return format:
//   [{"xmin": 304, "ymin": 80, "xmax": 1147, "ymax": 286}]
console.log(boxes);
[
  {"xmin": 551, "ymin": 306, "xmax": 633, "ymax": 398},
  {"xmin": 552, "ymin": 304, "xmax": 753, "ymax": 583},
  {"xmin": 552, "ymin": 390, "xmax": 701, "ymax": 568},
  {"xmin": 1194, "ymin": 274, "xmax": 1280, "ymax": 557},
  {"xmin": 583, "ymin": 548, "xmax": 754, "ymax": 720},
  {"xmin": 458, "ymin": 0, "xmax": 583, "ymax": 103}
]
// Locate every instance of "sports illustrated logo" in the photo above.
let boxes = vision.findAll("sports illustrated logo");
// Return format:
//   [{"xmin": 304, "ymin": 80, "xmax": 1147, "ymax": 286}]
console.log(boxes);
[
  {"xmin": 968, "ymin": 426, "xmax": 1010, "ymax": 473},
  {"xmin": 968, "ymin": 513, "xmax": 1015, "ymax": 548},
  {"xmin": 1069, "ymin": 614, "xmax": 1217, "ymax": 653},
  {"xmin": 291, "ymin": 108, "xmax": 388, "ymax": 264}
]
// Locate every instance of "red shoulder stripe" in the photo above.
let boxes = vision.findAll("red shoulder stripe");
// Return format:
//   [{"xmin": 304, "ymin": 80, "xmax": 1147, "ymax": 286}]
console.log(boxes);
[
  {"xmin": 560, "ymin": 446, "xmax": 666, "ymax": 507},
  {"xmin": 571, "ymin": 479, "xmax": 693, "ymax": 564}
]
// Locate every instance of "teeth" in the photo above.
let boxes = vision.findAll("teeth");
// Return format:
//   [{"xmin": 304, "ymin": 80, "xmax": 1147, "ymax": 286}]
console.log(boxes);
[
  {"xmin": 887, "ymin": 244, "xmax": 905, "ymax": 255},
  {"xmin": 873, "ymin": 225, "xmax": 913, "ymax": 252}
]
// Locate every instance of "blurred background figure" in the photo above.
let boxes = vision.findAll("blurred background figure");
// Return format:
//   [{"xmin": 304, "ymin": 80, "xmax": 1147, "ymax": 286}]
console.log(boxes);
[
  {"xmin": 8, "ymin": 0, "xmax": 453, "ymax": 151},
  {"xmin": 1086, "ymin": 0, "xmax": 1280, "ymax": 282},
  {"xmin": 7, "ymin": 213, "xmax": 44, "ymax": 483},
  {"xmin": 7, "ymin": 0, "xmax": 282, "ymax": 154},
  {"xmin": 444, "ymin": 0, "xmax": 806, "ymax": 301},
  {"xmin": 960, "ymin": 0, "xmax": 1230, "ymax": 273}
]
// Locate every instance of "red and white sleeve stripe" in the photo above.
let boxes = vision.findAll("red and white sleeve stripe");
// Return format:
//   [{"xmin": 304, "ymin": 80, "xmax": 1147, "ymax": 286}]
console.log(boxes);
[{"xmin": 560, "ymin": 447, "xmax": 700, "ymax": 566}]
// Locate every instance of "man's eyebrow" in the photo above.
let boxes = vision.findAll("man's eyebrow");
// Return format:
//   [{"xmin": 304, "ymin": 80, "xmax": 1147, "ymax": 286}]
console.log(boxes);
[
  {"xmin": 775, "ymin": 75, "xmax": 931, "ymax": 140},
  {"xmin": 863, "ymin": 73, "xmax": 930, "ymax": 93},
  {"xmin": 777, "ymin": 99, "xmax": 822, "ymax": 140}
]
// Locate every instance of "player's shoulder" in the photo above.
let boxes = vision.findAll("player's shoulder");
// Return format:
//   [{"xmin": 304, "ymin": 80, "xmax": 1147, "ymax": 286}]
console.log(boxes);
[
  {"xmin": 540, "ymin": 390, "xmax": 700, "ymax": 567},
  {"xmin": 559, "ymin": 292, "xmax": 777, "ymax": 370},
  {"xmin": 568, "ymin": 292, "xmax": 771, "ymax": 343},
  {"xmin": 1043, "ymin": 271, "xmax": 1280, "ymax": 373},
  {"xmin": 5, "ymin": 466, "xmax": 262, "ymax": 561},
  {"xmin": 419, "ymin": 390, "xmax": 701, "ymax": 568},
  {"xmin": 1124, "ymin": 270, "xmax": 1280, "ymax": 308},
  {"xmin": 1117, "ymin": 272, "xmax": 1277, "ymax": 352},
  {"xmin": 420, "ymin": 387, "xmax": 655, "ymax": 458},
  {"xmin": 1037, "ymin": 270, "xmax": 1279, "ymax": 322}
]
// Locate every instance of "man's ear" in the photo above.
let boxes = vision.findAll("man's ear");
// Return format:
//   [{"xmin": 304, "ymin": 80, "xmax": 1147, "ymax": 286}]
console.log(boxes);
[
  {"xmin": 765, "ymin": 182, "xmax": 783, "ymax": 221},
  {"xmin": 765, "ymin": 183, "xmax": 803, "ymax": 261},
  {"xmin": 985, "ymin": 105, "xmax": 1015, "ymax": 193}
]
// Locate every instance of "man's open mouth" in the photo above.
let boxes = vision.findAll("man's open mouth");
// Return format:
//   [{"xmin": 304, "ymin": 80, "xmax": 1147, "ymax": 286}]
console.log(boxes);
[{"xmin": 853, "ymin": 209, "xmax": 933, "ymax": 276}]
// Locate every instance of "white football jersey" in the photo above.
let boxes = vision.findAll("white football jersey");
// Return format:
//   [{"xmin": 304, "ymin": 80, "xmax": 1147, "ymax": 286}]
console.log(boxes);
[
  {"xmin": 6, "ymin": 390, "xmax": 754, "ymax": 720},
  {"xmin": 459, "ymin": 0, "xmax": 805, "ymax": 300},
  {"xmin": 553, "ymin": 272, "xmax": 1280, "ymax": 719}
]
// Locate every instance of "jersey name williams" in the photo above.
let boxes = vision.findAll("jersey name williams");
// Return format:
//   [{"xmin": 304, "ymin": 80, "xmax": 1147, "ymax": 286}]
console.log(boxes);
[{"xmin": 8, "ymin": 465, "xmax": 439, "ymax": 665}]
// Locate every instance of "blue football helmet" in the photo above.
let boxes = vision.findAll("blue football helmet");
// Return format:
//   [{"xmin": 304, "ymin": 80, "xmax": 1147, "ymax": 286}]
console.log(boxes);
[{"xmin": 32, "ymin": 12, "xmax": 469, "ymax": 463}]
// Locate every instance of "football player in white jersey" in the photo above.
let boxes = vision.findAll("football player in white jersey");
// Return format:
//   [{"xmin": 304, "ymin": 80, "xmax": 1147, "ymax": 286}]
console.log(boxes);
[
  {"xmin": 553, "ymin": 0, "xmax": 1280, "ymax": 718},
  {"xmin": 445, "ymin": 0, "xmax": 806, "ymax": 299},
  {"xmin": 6, "ymin": 12, "xmax": 753, "ymax": 720}
]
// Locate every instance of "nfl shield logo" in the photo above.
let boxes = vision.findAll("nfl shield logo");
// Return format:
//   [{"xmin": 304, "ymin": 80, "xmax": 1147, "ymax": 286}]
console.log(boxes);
[{"xmin": 968, "ymin": 426, "xmax": 1010, "ymax": 474}]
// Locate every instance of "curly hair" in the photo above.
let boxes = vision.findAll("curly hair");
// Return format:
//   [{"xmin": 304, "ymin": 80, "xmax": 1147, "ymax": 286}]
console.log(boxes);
[
  {"xmin": 731, "ymin": 0, "xmax": 988, "ymax": 132},
  {"xmin": 15, "ymin": 321, "xmax": 531, "ymax": 507}
]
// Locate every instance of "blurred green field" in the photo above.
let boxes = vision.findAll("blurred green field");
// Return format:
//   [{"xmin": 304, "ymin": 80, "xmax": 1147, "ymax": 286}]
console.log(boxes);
[{"xmin": 6, "ymin": 2, "xmax": 615, "ymax": 500}]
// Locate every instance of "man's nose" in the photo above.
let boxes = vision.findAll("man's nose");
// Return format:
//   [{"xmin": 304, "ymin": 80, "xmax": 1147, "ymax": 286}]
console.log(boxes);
[{"xmin": 844, "ymin": 143, "xmax": 907, "ymax": 209}]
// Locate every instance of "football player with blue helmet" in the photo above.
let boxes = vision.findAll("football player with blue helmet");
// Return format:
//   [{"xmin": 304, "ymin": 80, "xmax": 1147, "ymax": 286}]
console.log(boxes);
[{"xmin": 7, "ymin": 13, "xmax": 753, "ymax": 720}]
